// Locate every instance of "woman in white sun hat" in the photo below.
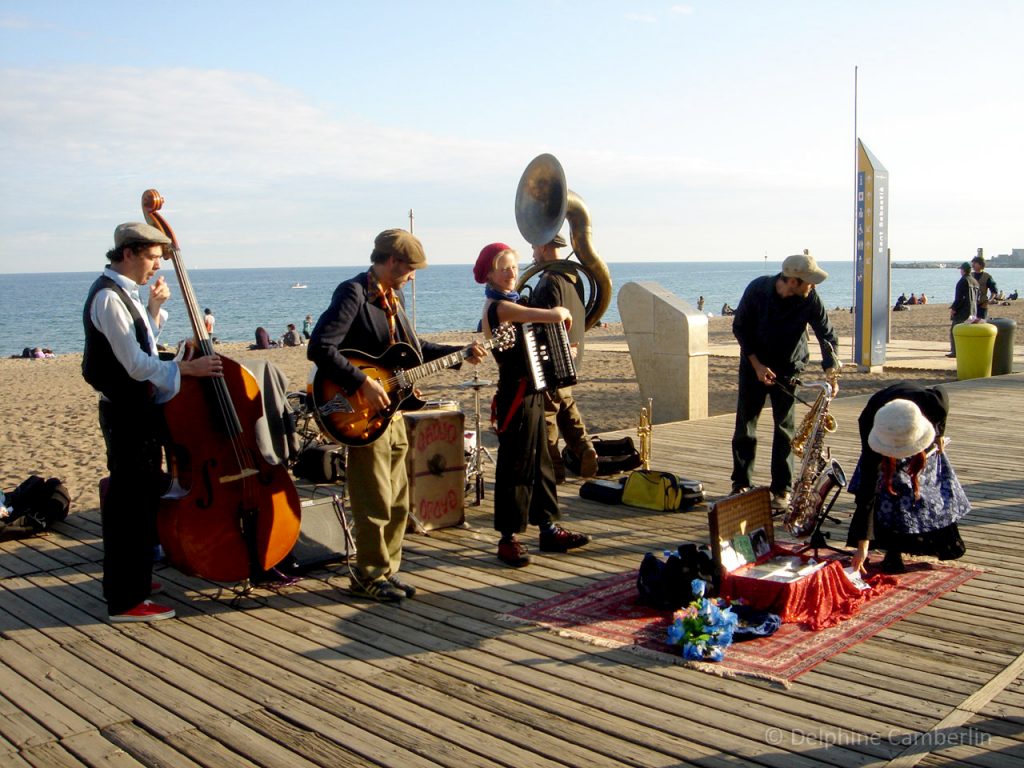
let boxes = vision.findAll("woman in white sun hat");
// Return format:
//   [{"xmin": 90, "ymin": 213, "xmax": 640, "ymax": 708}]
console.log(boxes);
[{"xmin": 847, "ymin": 387, "xmax": 970, "ymax": 574}]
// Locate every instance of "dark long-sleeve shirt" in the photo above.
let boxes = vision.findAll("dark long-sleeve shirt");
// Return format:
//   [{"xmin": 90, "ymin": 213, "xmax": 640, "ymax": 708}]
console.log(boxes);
[{"xmin": 732, "ymin": 274, "xmax": 839, "ymax": 377}]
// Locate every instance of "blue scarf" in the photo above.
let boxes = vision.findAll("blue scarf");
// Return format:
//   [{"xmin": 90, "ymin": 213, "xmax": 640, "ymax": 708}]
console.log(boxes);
[{"xmin": 485, "ymin": 285, "xmax": 520, "ymax": 303}]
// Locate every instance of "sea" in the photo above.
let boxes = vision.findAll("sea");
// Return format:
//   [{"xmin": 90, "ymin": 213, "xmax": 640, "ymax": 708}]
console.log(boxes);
[{"xmin": 2, "ymin": 261, "xmax": 1020, "ymax": 357}]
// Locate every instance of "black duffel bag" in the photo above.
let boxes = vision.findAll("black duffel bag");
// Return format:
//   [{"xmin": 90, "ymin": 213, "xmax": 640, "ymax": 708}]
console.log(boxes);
[
  {"xmin": 2, "ymin": 475, "xmax": 71, "ymax": 539},
  {"xmin": 563, "ymin": 436, "xmax": 642, "ymax": 477},
  {"xmin": 291, "ymin": 445, "xmax": 346, "ymax": 485}
]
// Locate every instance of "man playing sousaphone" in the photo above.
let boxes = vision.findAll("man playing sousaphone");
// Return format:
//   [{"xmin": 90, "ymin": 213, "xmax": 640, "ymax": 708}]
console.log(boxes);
[
  {"xmin": 530, "ymin": 233, "xmax": 599, "ymax": 482},
  {"xmin": 308, "ymin": 229, "xmax": 486, "ymax": 603}
]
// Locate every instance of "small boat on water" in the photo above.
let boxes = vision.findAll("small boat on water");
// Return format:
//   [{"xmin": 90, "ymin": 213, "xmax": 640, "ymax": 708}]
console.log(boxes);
[{"xmin": 290, "ymin": 282, "xmax": 308, "ymax": 289}]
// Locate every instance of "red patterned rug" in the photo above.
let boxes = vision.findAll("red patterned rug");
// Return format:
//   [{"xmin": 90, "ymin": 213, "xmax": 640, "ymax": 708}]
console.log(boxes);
[{"xmin": 501, "ymin": 562, "xmax": 977, "ymax": 686}]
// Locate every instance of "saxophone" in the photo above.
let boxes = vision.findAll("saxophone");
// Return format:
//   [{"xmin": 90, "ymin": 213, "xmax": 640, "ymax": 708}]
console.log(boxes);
[{"xmin": 783, "ymin": 370, "xmax": 846, "ymax": 537}]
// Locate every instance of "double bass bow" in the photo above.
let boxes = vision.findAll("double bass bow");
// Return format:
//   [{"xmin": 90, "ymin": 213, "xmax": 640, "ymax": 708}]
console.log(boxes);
[{"xmin": 142, "ymin": 189, "xmax": 301, "ymax": 582}]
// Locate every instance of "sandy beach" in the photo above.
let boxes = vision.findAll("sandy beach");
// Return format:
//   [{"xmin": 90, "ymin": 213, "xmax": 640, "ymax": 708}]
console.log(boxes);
[{"xmin": 3, "ymin": 301, "xmax": 1021, "ymax": 515}]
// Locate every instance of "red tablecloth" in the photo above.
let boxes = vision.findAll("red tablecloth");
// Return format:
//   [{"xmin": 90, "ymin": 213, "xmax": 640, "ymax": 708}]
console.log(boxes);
[{"xmin": 720, "ymin": 551, "xmax": 892, "ymax": 630}]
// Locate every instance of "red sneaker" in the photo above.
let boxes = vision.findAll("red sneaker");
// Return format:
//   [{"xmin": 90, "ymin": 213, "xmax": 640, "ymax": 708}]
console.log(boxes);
[
  {"xmin": 539, "ymin": 525, "xmax": 591, "ymax": 553},
  {"xmin": 497, "ymin": 536, "xmax": 531, "ymax": 567},
  {"xmin": 109, "ymin": 600, "xmax": 175, "ymax": 623}
]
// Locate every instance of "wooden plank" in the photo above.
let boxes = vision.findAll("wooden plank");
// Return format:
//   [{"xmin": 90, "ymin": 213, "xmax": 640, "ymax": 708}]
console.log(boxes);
[
  {"xmin": 59, "ymin": 730, "xmax": 149, "ymax": 768},
  {"xmin": 0, "ymin": 373, "xmax": 1022, "ymax": 767}
]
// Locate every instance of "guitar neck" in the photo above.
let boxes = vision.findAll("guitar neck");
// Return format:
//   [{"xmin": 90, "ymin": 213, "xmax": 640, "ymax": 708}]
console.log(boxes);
[
  {"xmin": 403, "ymin": 347, "xmax": 470, "ymax": 386},
  {"xmin": 403, "ymin": 337, "xmax": 498, "ymax": 386}
]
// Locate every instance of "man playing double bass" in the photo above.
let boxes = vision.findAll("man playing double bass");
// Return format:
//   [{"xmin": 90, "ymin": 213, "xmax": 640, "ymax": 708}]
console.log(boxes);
[
  {"xmin": 308, "ymin": 229, "xmax": 485, "ymax": 603},
  {"xmin": 83, "ymin": 222, "xmax": 223, "ymax": 623}
]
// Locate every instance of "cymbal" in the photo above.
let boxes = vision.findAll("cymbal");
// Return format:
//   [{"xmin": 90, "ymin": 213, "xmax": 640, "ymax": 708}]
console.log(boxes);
[{"xmin": 458, "ymin": 379, "xmax": 492, "ymax": 388}]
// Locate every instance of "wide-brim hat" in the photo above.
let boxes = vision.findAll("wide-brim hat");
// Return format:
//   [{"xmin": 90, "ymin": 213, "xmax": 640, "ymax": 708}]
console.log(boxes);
[
  {"xmin": 868, "ymin": 399, "xmax": 936, "ymax": 459},
  {"xmin": 782, "ymin": 250, "xmax": 828, "ymax": 285}
]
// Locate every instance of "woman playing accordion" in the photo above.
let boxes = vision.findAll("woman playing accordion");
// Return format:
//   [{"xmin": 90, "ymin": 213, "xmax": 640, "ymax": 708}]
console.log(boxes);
[{"xmin": 473, "ymin": 243, "xmax": 591, "ymax": 568}]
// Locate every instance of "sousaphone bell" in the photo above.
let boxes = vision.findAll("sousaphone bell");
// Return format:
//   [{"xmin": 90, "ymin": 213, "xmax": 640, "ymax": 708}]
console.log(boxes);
[{"xmin": 514, "ymin": 154, "xmax": 612, "ymax": 331}]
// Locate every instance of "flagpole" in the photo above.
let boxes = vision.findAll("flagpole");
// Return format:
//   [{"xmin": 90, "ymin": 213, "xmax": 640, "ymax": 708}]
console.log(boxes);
[
  {"xmin": 408, "ymin": 208, "xmax": 417, "ymax": 330},
  {"xmin": 852, "ymin": 66, "xmax": 858, "ymax": 316}
]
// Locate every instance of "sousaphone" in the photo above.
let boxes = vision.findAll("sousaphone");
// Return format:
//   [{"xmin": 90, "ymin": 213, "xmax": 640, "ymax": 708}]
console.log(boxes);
[{"xmin": 514, "ymin": 153, "xmax": 612, "ymax": 330}]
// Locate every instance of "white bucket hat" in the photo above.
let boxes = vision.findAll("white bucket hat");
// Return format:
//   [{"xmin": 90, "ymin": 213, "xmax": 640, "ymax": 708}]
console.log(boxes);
[{"xmin": 868, "ymin": 399, "xmax": 936, "ymax": 459}]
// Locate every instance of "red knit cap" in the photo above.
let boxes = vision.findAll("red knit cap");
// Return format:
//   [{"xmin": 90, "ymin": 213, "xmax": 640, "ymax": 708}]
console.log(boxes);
[{"xmin": 473, "ymin": 242, "xmax": 512, "ymax": 284}]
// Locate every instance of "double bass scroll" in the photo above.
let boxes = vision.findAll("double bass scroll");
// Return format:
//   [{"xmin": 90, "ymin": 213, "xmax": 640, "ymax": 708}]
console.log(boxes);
[{"xmin": 142, "ymin": 190, "xmax": 301, "ymax": 582}]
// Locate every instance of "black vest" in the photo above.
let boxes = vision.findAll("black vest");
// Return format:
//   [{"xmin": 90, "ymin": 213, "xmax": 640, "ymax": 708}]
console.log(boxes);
[{"xmin": 82, "ymin": 275, "xmax": 155, "ymax": 406}]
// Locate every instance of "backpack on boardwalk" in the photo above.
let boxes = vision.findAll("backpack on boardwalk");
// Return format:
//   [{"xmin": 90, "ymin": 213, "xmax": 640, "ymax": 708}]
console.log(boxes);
[{"xmin": 1, "ymin": 475, "xmax": 71, "ymax": 539}]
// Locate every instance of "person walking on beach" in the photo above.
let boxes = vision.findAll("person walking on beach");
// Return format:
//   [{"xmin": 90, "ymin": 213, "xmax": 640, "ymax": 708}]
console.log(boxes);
[
  {"xmin": 83, "ymin": 222, "xmax": 223, "ymax": 622},
  {"xmin": 203, "ymin": 307, "xmax": 217, "ymax": 343},
  {"xmin": 302, "ymin": 314, "xmax": 313, "ymax": 340},
  {"xmin": 697, "ymin": 296, "xmax": 705, "ymax": 312},
  {"xmin": 729, "ymin": 250, "xmax": 840, "ymax": 512},
  {"xmin": 946, "ymin": 262, "xmax": 979, "ymax": 357},
  {"xmin": 308, "ymin": 229, "xmax": 485, "ymax": 602},
  {"xmin": 530, "ymin": 233, "xmax": 598, "ymax": 482},
  {"xmin": 475, "ymin": 242, "xmax": 591, "ymax": 567},
  {"xmin": 970, "ymin": 254, "xmax": 997, "ymax": 319}
]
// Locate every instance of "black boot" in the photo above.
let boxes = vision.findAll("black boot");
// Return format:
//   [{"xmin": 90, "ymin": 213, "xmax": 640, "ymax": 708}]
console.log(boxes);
[{"xmin": 880, "ymin": 550, "xmax": 906, "ymax": 574}]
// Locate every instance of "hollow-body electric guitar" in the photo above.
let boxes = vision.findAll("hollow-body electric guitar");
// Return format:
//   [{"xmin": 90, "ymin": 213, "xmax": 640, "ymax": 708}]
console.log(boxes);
[{"xmin": 311, "ymin": 323, "xmax": 516, "ymax": 447}]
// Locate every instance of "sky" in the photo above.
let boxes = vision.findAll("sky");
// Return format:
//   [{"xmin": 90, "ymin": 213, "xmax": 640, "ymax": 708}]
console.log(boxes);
[{"xmin": 1, "ymin": 0, "xmax": 1021, "ymax": 273}]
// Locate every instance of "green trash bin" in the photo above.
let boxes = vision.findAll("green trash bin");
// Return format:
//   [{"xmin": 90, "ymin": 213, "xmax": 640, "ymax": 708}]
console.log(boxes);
[
  {"xmin": 952, "ymin": 322, "xmax": 997, "ymax": 380},
  {"xmin": 989, "ymin": 317, "xmax": 1017, "ymax": 375}
]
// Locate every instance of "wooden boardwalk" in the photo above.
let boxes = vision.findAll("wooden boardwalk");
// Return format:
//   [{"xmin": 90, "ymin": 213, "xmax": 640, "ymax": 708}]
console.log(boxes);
[{"xmin": 2, "ymin": 375, "xmax": 1023, "ymax": 767}]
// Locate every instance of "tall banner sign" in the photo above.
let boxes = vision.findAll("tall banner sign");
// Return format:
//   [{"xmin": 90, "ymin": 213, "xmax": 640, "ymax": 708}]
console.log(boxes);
[{"xmin": 854, "ymin": 140, "xmax": 890, "ymax": 368}]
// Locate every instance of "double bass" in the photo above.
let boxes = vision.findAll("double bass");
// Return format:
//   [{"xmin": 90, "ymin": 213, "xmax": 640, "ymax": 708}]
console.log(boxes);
[{"xmin": 142, "ymin": 190, "xmax": 301, "ymax": 582}]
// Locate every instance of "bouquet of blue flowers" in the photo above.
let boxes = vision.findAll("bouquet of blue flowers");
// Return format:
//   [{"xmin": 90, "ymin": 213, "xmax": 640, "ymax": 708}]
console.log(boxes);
[{"xmin": 666, "ymin": 579, "xmax": 739, "ymax": 662}]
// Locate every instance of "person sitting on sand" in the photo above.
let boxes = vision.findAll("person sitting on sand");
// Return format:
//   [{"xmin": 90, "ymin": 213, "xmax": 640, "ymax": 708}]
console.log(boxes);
[
  {"xmin": 251, "ymin": 326, "xmax": 277, "ymax": 349},
  {"xmin": 281, "ymin": 323, "xmax": 303, "ymax": 347}
]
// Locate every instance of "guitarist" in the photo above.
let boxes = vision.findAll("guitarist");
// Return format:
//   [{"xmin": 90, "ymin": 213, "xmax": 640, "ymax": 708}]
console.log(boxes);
[{"xmin": 308, "ymin": 229, "xmax": 485, "ymax": 603}]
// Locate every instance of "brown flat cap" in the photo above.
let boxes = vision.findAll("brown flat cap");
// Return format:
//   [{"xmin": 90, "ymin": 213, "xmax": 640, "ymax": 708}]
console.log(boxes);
[
  {"xmin": 549, "ymin": 233, "xmax": 567, "ymax": 248},
  {"xmin": 373, "ymin": 229, "xmax": 426, "ymax": 269},
  {"xmin": 114, "ymin": 222, "xmax": 171, "ymax": 249}
]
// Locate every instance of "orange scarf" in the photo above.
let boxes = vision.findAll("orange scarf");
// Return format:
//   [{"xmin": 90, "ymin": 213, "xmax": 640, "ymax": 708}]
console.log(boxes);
[{"xmin": 367, "ymin": 269, "xmax": 399, "ymax": 344}]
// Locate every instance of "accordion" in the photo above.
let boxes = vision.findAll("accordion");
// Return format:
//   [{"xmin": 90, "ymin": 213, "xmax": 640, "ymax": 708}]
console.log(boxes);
[{"xmin": 522, "ymin": 322, "xmax": 577, "ymax": 392}]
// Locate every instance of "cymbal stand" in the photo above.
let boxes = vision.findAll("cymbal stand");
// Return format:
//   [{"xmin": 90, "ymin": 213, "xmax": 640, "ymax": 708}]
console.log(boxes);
[{"xmin": 460, "ymin": 372, "xmax": 494, "ymax": 505}]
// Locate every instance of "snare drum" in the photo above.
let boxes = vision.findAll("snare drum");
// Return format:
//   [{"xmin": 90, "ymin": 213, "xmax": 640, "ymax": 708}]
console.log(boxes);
[{"xmin": 422, "ymin": 399, "xmax": 461, "ymax": 412}]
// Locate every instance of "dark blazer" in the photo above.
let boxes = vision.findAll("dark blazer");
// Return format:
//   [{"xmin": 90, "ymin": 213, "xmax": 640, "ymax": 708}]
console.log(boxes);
[
  {"xmin": 307, "ymin": 270, "xmax": 459, "ymax": 396},
  {"xmin": 950, "ymin": 273, "xmax": 979, "ymax": 323}
]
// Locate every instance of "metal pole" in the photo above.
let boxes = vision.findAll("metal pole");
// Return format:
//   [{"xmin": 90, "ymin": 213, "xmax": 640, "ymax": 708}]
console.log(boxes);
[
  {"xmin": 853, "ymin": 66, "xmax": 859, "ymax": 317},
  {"xmin": 408, "ymin": 208, "xmax": 417, "ymax": 330}
]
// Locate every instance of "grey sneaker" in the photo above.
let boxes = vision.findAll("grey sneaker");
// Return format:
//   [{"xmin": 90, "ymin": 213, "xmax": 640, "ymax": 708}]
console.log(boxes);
[
  {"xmin": 349, "ymin": 576, "xmax": 404, "ymax": 602},
  {"xmin": 770, "ymin": 492, "xmax": 792, "ymax": 512},
  {"xmin": 387, "ymin": 574, "xmax": 417, "ymax": 598}
]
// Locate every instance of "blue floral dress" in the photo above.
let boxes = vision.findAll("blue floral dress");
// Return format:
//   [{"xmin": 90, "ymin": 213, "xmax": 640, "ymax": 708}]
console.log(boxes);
[{"xmin": 848, "ymin": 445, "xmax": 969, "ymax": 558}]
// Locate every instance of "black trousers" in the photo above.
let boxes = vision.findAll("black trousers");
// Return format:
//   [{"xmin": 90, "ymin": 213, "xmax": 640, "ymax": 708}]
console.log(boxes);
[
  {"xmin": 493, "ymin": 386, "xmax": 559, "ymax": 535},
  {"xmin": 98, "ymin": 400, "xmax": 165, "ymax": 615},
  {"xmin": 730, "ymin": 359, "xmax": 797, "ymax": 496}
]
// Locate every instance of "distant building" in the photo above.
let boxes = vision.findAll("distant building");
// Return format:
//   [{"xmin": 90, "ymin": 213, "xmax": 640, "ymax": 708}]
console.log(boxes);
[{"xmin": 991, "ymin": 249, "xmax": 1024, "ymax": 267}]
